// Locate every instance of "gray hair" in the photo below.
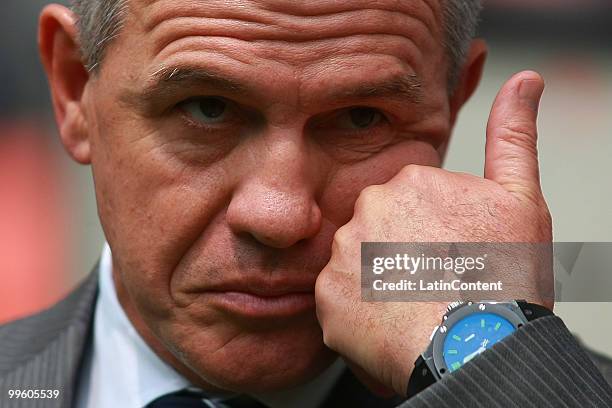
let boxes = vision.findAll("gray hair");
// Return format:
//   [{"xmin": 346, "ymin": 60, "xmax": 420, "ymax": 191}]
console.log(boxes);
[
  {"xmin": 71, "ymin": 0, "xmax": 128, "ymax": 72},
  {"xmin": 71, "ymin": 0, "xmax": 482, "ymax": 89}
]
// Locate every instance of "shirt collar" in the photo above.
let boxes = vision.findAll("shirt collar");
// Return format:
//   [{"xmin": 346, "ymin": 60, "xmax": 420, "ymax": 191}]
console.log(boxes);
[
  {"xmin": 85, "ymin": 243, "xmax": 192, "ymax": 407},
  {"xmin": 83, "ymin": 243, "xmax": 345, "ymax": 408}
]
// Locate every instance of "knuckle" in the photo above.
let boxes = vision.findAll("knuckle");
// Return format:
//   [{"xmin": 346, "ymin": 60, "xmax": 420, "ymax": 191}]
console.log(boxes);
[
  {"xmin": 497, "ymin": 124, "xmax": 538, "ymax": 154},
  {"xmin": 314, "ymin": 279, "xmax": 331, "ymax": 325},
  {"xmin": 354, "ymin": 185, "xmax": 384, "ymax": 213},
  {"xmin": 332, "ymin": 224, "xmax": 351, "ymax": 247},
  {"xmin": 321, "ymin": 327, "xmax": 336, "ymax": 349},
  {"xmin": 359, "ymin": 184, "xmax": 384, "ymax": 199},
  {"xmin": 315, "ymin": 287, "xmax": 337, "ymax": 347},
  {"xmin": 315, "ymin": 266, "xmax": 331, "ymax": 293},
  {"xmin": 398, "ymin": 164, "xmax": 425, "ymax": 181},
  {"xmin": 316, "ymin": 260, "xmax": 340, "ymax": 290}
]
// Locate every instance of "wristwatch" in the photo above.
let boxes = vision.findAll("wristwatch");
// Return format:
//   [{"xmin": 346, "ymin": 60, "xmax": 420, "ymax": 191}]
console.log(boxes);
[{"xmin": 406, "ymin": 300, "xmax": 553, "ymax": 396}]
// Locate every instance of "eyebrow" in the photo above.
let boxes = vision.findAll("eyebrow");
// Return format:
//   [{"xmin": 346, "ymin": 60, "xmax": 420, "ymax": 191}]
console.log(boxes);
[
  {"xmin": 332, "ymin": 74, "xmax": 424, "ymax": 105},
  {"xmin": 128, "ymin": 66, "xmax": 423, "ymax": 111},
  {"xmin": 137, "ymin": 66, "xmax": 249, "ymax": 102}
]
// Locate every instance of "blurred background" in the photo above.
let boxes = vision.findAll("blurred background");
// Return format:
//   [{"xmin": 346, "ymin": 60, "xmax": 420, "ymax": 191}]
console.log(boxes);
[{"xmin": 0, "ymin": 1, "xmax": 611, "ymax": 354}]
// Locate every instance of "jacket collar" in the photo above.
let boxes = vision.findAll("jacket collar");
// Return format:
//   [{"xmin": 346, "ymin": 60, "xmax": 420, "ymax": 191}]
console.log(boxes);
[{"xmin": 0, "ymin": 267, "xmax": 98, "ymax": 407}]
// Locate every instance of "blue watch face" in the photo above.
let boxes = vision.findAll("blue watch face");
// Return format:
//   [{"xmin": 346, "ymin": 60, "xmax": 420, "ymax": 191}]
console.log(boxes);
[{"xmin": 442, "ymin": 312, "xmax": 516, "ymax": 373}]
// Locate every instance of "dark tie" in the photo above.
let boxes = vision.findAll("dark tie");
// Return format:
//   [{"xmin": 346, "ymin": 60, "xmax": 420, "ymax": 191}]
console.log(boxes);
[{"xmin": 146, "ymin": 388, "xmax": 269, "ymax": 408}]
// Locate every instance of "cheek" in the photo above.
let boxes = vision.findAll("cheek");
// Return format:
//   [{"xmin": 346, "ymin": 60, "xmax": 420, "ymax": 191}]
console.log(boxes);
[
  {"xmin": 90, "ymin": 122, "xmax": 234, "ymax": 315},
  {"xmin": 320, "ymin": 140, "xmax": 441, "ymax": 226}
]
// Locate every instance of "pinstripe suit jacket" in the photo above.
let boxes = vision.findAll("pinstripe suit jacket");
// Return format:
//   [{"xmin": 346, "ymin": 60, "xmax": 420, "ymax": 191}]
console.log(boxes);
[{"xmin": 1, "ymin": 272, "xmax": 612, "ymax": 408}]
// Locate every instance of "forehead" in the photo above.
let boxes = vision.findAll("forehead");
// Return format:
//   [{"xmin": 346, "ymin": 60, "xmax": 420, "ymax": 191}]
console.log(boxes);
[
  {"xmin": 111, "ymin": 0, "xmax": 447, "ymax": 107},
  {"xmin": 127, "ymin": 0, "xmax": 443, "ymax": 63},
  {"xmin": 131, "ymin": 0, "xmax": 442, "ymax": 37}
]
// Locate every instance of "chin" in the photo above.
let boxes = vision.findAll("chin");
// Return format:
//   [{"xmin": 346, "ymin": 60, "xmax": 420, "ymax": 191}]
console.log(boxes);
[{"xmin": 171, "ymin": 318, "xmax": 337, "ymax": 393}]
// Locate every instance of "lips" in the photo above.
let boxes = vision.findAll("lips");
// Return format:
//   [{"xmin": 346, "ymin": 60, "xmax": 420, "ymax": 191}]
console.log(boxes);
[{"xmin": 191, "ymin": 278, "xmax": 317, "ymax": 319}]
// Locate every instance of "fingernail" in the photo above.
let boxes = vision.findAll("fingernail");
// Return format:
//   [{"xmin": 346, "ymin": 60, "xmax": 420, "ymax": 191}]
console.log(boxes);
[{"xmin": 519, "ymin": 79, "xmax": 544, "ymax": 112}]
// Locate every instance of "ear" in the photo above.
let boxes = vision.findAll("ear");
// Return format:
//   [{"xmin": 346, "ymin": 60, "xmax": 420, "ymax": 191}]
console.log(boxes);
[
  {"xmin": 448, "ymin": 39, "xmax": 488, "ymax": 127},
  {"xmin": 39, "ymin": 4, "xmax": 91, "ymax": 164}
]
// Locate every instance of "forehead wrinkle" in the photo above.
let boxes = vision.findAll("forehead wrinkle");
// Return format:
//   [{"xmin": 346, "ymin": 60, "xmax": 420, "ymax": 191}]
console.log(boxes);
[
  {"xmin": 152, "ymin": 35, "xmax": 423, "ymax": 79},
  {"xmin": 134, "ymin": 1, "xmax": 440, "ymax": 53},
  {"xmin": 147, "ymin": 21, "xmax": 435, "ymax": 76},
  {"xmin": 256, "ymin": 0, "xmax": 442, "ymax": 33},
  {"xmin": 137, "ymin": 0, "xmax": 440, "ymax": 26},
  {"xmin": 158, "ymin": 10, "xmax": 435, "ymax": 40}
]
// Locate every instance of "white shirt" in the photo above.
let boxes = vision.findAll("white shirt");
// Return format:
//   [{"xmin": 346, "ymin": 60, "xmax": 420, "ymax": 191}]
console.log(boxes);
[{"xmin": 76, "ymin": 243, "xmax": 345, "ymax": 408}]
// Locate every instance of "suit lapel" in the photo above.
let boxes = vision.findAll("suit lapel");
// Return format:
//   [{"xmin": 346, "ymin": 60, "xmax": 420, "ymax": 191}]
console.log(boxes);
[{"xmin": 0, "ymin": 269, "xmax": 98, "ymax": 408}]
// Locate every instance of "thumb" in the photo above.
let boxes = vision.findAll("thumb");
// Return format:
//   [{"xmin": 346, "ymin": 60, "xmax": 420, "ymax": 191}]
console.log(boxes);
[{"xmin": 484, "ymin": 71, "xmax": 545, "ymax": 201}]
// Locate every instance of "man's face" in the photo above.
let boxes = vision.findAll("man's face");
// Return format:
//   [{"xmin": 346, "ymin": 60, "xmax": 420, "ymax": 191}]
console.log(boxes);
[{"xmin": 85, "ymin": 0, "xmax": 452, "ymax": 392}]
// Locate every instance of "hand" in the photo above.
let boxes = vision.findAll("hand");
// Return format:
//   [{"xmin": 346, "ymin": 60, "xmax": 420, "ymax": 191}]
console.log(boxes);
[{"xmin": 315, "ymin": 71, "xmax": 553, "ymax": 395}]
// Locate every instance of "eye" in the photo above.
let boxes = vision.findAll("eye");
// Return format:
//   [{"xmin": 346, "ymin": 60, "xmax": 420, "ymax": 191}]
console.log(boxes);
[
  {"xmin": 180, "ymin": 97, "xmax": 228, "ymax": 124},
  {"xmin": 344, "ymin": 107, "xmax": 384, "ymax": 129}
]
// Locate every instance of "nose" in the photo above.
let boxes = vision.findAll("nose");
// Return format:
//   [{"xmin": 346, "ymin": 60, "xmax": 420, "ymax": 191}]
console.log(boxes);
[{"xmin": 226, "ymin": 137, "xmax": 323, "ymax": 249}]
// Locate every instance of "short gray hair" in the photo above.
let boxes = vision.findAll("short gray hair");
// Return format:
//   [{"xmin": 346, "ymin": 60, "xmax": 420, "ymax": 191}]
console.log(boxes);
[
  {"xmin": 443, "ymin": 0, "xmax": 483, "ymax": 88},
  {"xmin": 71, "ymin": 0, "xmax": 482, "ymax": 89},
  {"xmin": 71, "ymin": 0, "xmax": 128, "ymax": 72}
]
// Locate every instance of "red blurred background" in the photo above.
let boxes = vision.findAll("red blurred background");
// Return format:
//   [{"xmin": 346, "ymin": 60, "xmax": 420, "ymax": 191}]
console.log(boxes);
[{"xmin": 0, "ymin": 124, "xmax": 69, "ymax": 322}]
